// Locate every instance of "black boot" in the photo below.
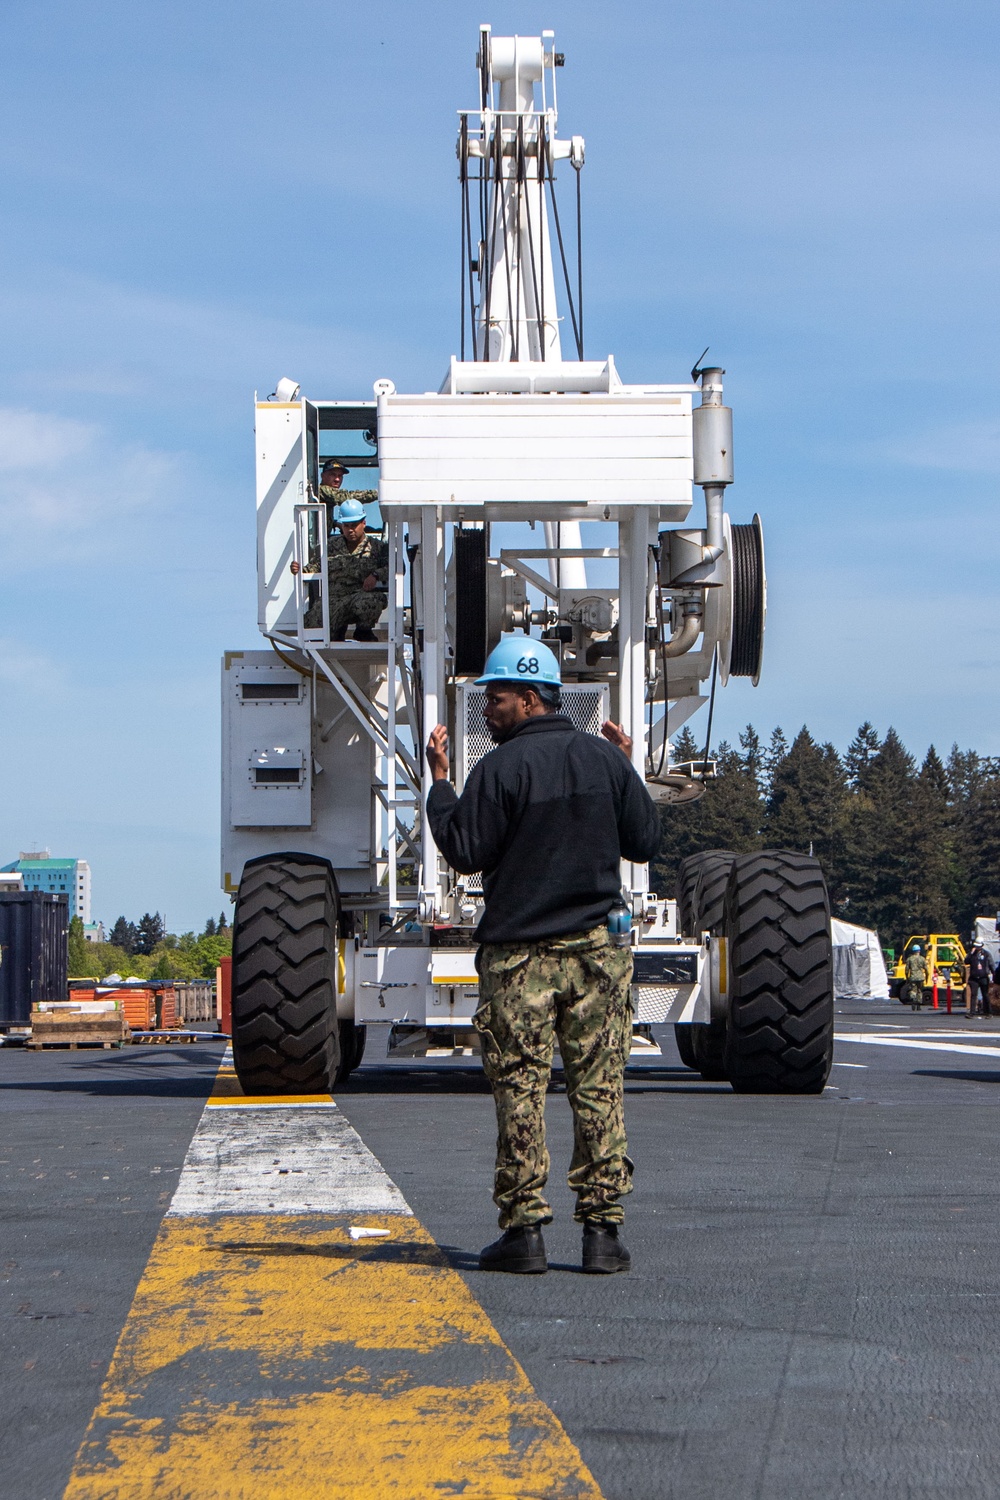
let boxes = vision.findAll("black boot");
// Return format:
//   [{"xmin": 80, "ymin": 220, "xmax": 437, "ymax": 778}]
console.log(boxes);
[
  {"xmin": 353, "ymin": 626, "xmax": 377, "ymax": 642},
  {"xmin": 582, "ymin": 1221, "xmax": 631, "ymax": 1275},
  {"xmin": 478, "ymin": 1225, "xmax": 547, "ymax": 1274}
]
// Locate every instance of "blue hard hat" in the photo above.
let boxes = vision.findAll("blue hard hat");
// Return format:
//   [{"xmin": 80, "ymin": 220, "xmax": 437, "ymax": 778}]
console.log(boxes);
[
  {"xmin": 475, "ymin": 636, "xmax": 562, "ymax": 687},
  {"xmin": 334, "ymin": 498, "xmax": 366, "ymax": 523}
]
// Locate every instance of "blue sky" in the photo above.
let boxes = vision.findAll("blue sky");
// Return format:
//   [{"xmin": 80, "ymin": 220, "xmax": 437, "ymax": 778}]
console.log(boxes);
[{"xmin": 1, "ymin": 0, "xmax": 997, "ymax": 930}]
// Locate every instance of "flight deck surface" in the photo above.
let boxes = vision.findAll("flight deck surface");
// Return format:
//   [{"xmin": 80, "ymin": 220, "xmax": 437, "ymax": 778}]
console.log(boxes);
[{"xmin": 3, "ymin": 1004, "xmax": 999, "ymax": 1498}]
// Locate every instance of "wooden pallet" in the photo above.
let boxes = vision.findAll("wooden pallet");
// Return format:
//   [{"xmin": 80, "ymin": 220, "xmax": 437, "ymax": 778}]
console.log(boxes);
[
  {"xmin": 29, "ymin": 1010, "xmax": 129, "ymax": 1050},
  {"xmin": 27, "ymin": 1030, "xmax": 128, "ymax": 1050}
]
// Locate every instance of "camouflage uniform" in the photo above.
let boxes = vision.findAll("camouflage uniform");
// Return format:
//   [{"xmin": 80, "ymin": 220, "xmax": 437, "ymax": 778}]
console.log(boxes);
[
  {"xmin": 303, "ymin": 505, "xmax": 388, "ymax": 631},
  {"xmin": 327, "ymin": 530, "xmax": 389, "ymax": 632},
  {"xmin": 904, "ymin": 951, "xmax": 927, "ymax": 1008},
  {"xmin": 474, "ymin": 924, "xmax": 634, "ymax": 1230}
]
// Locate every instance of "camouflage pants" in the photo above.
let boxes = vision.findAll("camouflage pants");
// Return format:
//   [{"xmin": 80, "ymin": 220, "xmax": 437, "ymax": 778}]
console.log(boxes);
[
  {"xmin": 329, "ymin": 588, "xmax": 387, "ymax": 632},
  {"xmin": 306, "ymin": 589, "xmax": 387, "ymax": 631},
  {"xmin": 474, "ymin": 925, "xmax": 634, "ymax": 1230}
]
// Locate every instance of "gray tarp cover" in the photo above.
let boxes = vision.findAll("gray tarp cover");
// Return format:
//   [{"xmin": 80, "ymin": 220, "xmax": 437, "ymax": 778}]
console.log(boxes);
[{"xmin": 831, "ymin": 918, "xmax": 890, "ymax": 1001}]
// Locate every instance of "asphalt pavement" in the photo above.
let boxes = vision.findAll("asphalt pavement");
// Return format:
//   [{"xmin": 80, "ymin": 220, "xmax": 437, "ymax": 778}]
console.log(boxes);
[{"xmin": 4, "ymin": 1003, "xmax": 1000, "ymax": 1499}]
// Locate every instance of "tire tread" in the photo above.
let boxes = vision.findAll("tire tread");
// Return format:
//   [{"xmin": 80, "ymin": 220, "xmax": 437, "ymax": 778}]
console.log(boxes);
[
  {"xmin": 724, "ymin": 851, "xmax": 834, "ymax": 1094},
  {"xmin": 231, "ymin": 854, "xmax": 340, "ymax": 1094}
]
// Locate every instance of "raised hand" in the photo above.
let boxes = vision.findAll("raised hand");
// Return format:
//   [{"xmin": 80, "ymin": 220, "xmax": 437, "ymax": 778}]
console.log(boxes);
[{"xmin": 601, "ymin": 720, "xmax": 633, "ymax": 758}]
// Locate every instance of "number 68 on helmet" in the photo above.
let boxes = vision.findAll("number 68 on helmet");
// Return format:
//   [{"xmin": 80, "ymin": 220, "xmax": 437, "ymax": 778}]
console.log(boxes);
[{"xmin": 475, "ymin": 637, "xmax": 562, "ymax": 686}]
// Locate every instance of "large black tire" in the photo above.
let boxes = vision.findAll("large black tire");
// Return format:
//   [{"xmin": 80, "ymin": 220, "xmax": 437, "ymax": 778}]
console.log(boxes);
[
  {"xmin": 723, "ymin": 851, "xmax": 833, "ymax": 1094},
  {"xmin": 675, "ymin": 850, "xmax": 736, "ymax": 1080},
  {"xmin": 231, "ymin": 854, "xmax": 341, "ymax": 1094},
  {"xmin": 334, "ymin": 1020, "xmax": 367, "ymax": 1085},
  {"xmin": 674, "ymin": 1023, "xmax": 698, "ymax": 1070},
  {"xmin": 677, "ymin": 850, "xmax": 735, "ymax": 937}
]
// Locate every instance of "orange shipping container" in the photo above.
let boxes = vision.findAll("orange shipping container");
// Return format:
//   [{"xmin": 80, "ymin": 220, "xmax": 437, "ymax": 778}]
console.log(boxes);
[{"xmin": 99, "ymin": 987, "xmax": 154, "ymax": 1030}]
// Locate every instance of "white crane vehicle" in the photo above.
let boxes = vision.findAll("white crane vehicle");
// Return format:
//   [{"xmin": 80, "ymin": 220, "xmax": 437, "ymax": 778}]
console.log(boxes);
[{"xmin": 222, "ymin": 26, "xmax": 834, "ymax": 1095}]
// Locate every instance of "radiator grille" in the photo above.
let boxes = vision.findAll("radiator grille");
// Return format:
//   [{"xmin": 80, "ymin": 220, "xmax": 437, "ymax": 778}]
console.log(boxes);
[{"xmin": 459, "ymin": 684, "xmax": 609, "ymax": 786}]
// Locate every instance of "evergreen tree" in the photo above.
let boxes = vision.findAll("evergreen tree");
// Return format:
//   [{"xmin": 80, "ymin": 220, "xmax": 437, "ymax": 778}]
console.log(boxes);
[
  {"xmin": 644, "ymin": 716, "xmax": 1000, "ymax": 946},
  {"xmin": 135, "ymin": 912, "xmax": 165, "ymax": 956},
  {"xmin": 108, "ymin": 916, "xmax": 138, "ymax": 954},
  {"xmin": 738, "ymin": 725, "xmax": 763, "ymax": 788},
  {"xmin": 218, "ymin": 910, "xmax": 230, "ymax": 935},
  {"xmin": 762, "ymin": 727, "xmax": 789, "ymax": 799},
  {"xmin": 764, "ymin": 729, "xmax": 847, "ymax": 895},
  {"xmin": 671, "ymin": 726, "xmax": 700, "ymax": 765},
  {"xmin": 203, "ymin": 916, "xmax": 217, "ymax": 937},
  {"xmin": 845, "ymin": 721, "xmax": 881, "ymax": 791},
  {"xmin": 840, "ymin": 728, "xmax": 916, "ymax": 946},
  {"xmin": 651, "ymin": 737, "xmax": 763, "ymax": 898},
  {"xmin": 955, "ymin": 765, "xmax": 1000, "ymax": 937},
  {"xmin": 904, "ymin": 746, "xmax": 955, "ymax": 935}
]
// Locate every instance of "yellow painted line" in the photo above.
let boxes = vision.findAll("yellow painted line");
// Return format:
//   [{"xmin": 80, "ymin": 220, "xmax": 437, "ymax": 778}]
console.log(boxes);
[
  {"xmin": 64, "ymin": 1213, "xmax": 602, "ymax": 1499},
  {"xmin": 206, "ymin": 1093, "xmax": 335, "ymax": 1107},
  {"xmin": 64, "ymin": 1051, "xmax": 603, "ymax": 1498},
  {"xmin": 207, "ymin": 1070, "xmax": 333, "ymax": 1107}
]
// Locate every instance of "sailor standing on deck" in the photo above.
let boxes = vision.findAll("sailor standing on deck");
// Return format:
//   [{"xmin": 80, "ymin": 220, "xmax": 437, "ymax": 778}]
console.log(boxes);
[
  {"xmin": 424, "ymin": 638, "xmax": 660, "ymax": 1276},
  {"xmin": 904, "ymin": 945, "xmax": 928, "ymax": 1011}
]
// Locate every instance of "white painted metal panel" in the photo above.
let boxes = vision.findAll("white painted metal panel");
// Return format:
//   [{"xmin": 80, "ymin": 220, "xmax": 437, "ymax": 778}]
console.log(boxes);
[
  {"xmin": 430, "ymin": 950, "xmax": 479, "ymax": 984},
  {"xmin": 256, "ymin": 402, "xmax": 304, "ymax": 635},
  {"xmin": 426, "ymin": 985, "xmax": 480, "ymax": 1026},
  {"xmin": 225, "ymin": 661, "xmax": 312, "ymax": 829},
  {"xmin": 220, "ymin": 652, "xmax": 376, "ymax": 892},
  {"xmin": 377, "ymin": 392, "xmax": 693, "ymax": 509},
  {"xmin": 355, "ymin": 945, "xmax": 430, "ymax": 1022}
]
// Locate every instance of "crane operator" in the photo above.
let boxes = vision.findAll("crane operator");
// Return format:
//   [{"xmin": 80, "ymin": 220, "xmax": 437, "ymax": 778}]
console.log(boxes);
[
  {"xmin": 425, "ymin": 638, "xmax": 661, "ymax": 1276},
  {"xmin": 291, "ymin": 461, "xmax": 387, "ymax": 640}
]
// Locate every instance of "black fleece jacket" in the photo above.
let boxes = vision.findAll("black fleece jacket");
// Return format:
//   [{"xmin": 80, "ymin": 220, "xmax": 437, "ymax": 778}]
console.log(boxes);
[{"xmin": 426, "ymin": 713, "xmax": 661, "ymax": 944}]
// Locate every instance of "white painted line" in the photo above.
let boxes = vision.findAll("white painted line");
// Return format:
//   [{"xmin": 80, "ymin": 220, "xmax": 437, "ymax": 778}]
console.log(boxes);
[
  {"xmin": 168, "ymin": 1104, "xmax": 412, "ymax": 1218},
  {"xmin": 873, "ymin": 1030, "xmax": 995, "ymax": 1041},
  {"xmin": 837, "ymin": 1034, "xmax": 1000, "ymax": 1061},
  {"xmin": 832, "ymin": 1061, "xmax": 868, "ymax": 1068}
]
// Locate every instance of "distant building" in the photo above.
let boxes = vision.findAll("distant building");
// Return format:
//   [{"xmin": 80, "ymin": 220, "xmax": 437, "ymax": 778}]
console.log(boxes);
[
  {"xmin": 83, "ymin": 921, "xmax": 106, "ymax": 944},
  {"xmin": 0, "ymin": 871, "xmax": 24, "ymax": 893},
  {"xmin": 0, "ymin": 851, "xmax": 92, "ymax": 922}
]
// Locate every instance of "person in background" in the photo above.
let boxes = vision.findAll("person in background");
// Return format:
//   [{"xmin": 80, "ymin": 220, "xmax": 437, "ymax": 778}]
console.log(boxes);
[
  {"xmin": 325, "ymin": 498, "xmax": 388, "ymax": 640},
  {"xmin": 318, "ymin": 459, "xmax": 378, "ymax": 525},
  {"xmin": 904, "ymin": 944, "xmax": 927, "ymax": 1012},
  {"xmin": 291, "ymin": 484, "xmax": 388, "ymax": 641},
  {"xmin": 967, "ymin": 941, "xmax": 993, "ymax": 1019}
]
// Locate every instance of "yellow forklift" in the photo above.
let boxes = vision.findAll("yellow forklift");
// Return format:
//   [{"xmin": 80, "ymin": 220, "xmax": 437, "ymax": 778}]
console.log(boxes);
[{"xmin": 890, "ymin": 934, "xmax": 966, "ymax": 1004}]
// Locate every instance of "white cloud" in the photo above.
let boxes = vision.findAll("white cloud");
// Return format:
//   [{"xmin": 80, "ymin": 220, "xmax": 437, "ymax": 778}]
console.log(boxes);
[{"xmin": 0, "ymin": 406, "xmax": 185, "ymax": 559}]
